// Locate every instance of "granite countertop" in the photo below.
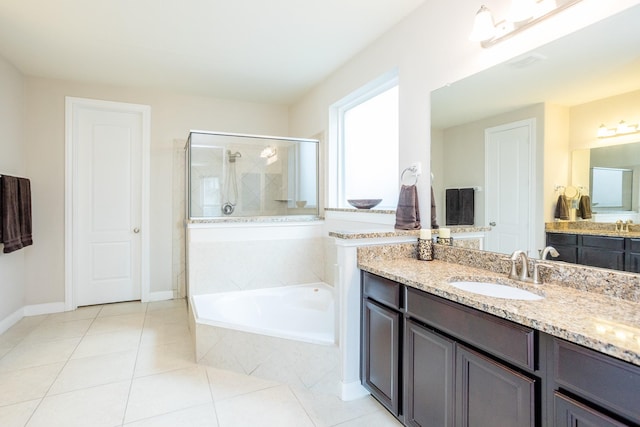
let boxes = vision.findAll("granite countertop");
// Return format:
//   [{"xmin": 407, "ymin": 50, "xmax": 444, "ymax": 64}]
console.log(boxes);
[
  {"xmin": 358, "ymin": 257, "xmax": 640, "ymax": 366},
  {"xmin": 330, "ymin": 226, "xmax": 490, "ymax": 240}
]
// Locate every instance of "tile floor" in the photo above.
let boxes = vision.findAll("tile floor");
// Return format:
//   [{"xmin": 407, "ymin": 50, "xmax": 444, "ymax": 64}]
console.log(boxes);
[{"xmin": 0, "ymin": 299, "xmax": 402, "ymax": 427}]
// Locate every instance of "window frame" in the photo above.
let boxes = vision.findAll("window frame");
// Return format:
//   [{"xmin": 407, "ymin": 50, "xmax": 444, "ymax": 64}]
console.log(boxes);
[{"xmin": 329, "ymin": 70, "xmax": 399, "ymax": 208}]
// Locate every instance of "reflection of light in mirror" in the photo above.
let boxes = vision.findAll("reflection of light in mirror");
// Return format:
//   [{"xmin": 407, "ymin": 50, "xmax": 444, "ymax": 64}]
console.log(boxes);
[
  {"xmin": 593, "ymin": 318, "xmax": 640, "ymax": 345},
  {"xmin": 597, "ymin": 120, "xmax": 640, "ymax": 138}
]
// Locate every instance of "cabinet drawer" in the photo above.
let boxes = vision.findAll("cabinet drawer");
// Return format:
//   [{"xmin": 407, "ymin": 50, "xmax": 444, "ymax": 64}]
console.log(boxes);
[
  {"xmin": 406, "ymin": 288, "xmax": 536, "ymax": 370},
  {"xmin": 582, "ymin": 235, "xmax": 625, "ymax": 250},
  {"xmin": 547, "ymin": 233, "xmax": 578, "ymax": 246},
  {"xmin": 554, "ymin": 392, "xmax": 628, "ymax": 427},
  {"xmin": 629, "ymin": 238, "xmax": 640, "ymax": 252},
  {"xmin": 363, "ymin": 272, "xmax": 402, "ymax": 310},
  {"xmin": 554, "ymin": 339, "xmax": 640, "ymax": 422}
]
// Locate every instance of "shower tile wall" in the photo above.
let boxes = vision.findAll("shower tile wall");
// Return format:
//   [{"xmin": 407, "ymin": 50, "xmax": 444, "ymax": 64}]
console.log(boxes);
[{"xmin": 241, "ymin": 173, "xmax": 261, "ymax": 212}]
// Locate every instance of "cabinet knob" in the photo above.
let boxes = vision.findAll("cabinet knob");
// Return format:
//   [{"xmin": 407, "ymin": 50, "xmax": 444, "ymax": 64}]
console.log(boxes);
[{"xmin": 133, "ymin": 227, "xmax": 140, "ymax": 233}]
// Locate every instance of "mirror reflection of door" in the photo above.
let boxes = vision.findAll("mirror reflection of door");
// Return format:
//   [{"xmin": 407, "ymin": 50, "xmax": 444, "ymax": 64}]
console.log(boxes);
[{"xmin": 485, "ymin": 119, "xmax": 535, "ymax": 256}]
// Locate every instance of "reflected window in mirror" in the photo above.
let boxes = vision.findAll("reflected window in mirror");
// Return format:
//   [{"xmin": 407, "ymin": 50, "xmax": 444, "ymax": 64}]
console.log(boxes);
[{"xmin": 591, "ymin": 167, "xmax": 633, "ymax": 211}]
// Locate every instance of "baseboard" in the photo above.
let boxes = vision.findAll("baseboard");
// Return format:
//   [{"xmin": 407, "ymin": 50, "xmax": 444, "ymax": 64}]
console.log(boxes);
[
  {"xmin": 0, "ymin": 307, "xmax": 25, "ymax": 335},
  {"xmin": 24, "ymin": 302, "xmax": 66, "ymax": 317},
  {"xmin": 146, "ymin": 291, "xmax": 175, "ymax": 302},
  {"xmin": 341, "ymin": 381, "xmax": 370, "ymax": 401}
]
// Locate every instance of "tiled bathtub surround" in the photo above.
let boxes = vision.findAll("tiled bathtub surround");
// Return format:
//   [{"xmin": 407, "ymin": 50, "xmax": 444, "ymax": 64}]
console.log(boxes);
[
  {"xmin": 357, "ymin": 243, "xmax": 640, "ymax": 366},
  {"xmin": 187, "ymin": 221, "xmax": 326, "ymax": 295},
  {"xmin": 190, "ymin": 315, "xmax": 341, "ymax": 396}
]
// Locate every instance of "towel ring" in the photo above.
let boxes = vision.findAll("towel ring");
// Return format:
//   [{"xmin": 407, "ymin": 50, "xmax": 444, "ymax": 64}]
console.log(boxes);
[{"xmin": 401, "ymin": 167, "xmax": 419, "ymax": 186}]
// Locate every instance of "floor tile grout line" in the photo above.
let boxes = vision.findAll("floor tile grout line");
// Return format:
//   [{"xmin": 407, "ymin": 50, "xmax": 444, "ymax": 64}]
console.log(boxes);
[
  {"xmin": 288, "ymin": 384, "xmax": 321, "ymax": 427},
  {"xmin": 120, "ymin": 301, "xmax": 149, "ymax": 426},
  {"xmin": 22, "ymin": 304, "xmax": 105, "ymax": 426},
  {"xmin": 204, "ymin": 369, "xmax": 223, "ymax": 427}
]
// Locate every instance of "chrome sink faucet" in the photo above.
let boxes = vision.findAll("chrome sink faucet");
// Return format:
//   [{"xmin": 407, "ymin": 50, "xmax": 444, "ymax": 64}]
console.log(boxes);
[
  {"xmin": 532, "ymin": 246, "xmax": 559, "ymax": 284},
  {"xmin": 509, "ymin": 250, "xmax": 529, "ymax": 281},
  {"xmin": 509, "ymin": 247, "xmax": 559, "ymax": 284}
]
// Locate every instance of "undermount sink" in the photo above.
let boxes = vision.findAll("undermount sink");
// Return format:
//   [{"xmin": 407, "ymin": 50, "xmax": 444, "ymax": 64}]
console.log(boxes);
[{"xmin": 449, "ymin": 281, "xmax": 544, "ymax": 301}]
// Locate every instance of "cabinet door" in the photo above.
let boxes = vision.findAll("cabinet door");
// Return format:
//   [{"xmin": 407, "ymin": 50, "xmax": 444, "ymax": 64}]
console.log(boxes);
[
  {"xmin": 579, "ymin": 247, "xmax": 625, "ymax": 270},
  {"xmin": 626, "ymin": 238, "xmax": 640, "ymax": 273},
  {"xmin": 404, "ymin": 320, "xmax": 455, "ymax": 427},
  {"xmin": 547, "ymin": 233, "xmax": 578, "ymax": 263},
  {"xmin": 456, "ymin": 345, "xmax": 536, "ymax": 427},
  {"xmin": 362, "ymin": 298, "xmax": 401, "ymax": 415},
  {"xmin": 554, "ymin": 392, "xmax": 628, "ymax": 427}
]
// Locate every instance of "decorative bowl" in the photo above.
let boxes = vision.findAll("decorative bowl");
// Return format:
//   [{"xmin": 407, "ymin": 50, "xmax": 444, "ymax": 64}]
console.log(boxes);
[
  {"xmin": 296, "ymin": 200, "xmax": 307, "ymax": 208},
  {"xmin": 347, "ymin": 199, "xmax": 382, "ymax": 209}
]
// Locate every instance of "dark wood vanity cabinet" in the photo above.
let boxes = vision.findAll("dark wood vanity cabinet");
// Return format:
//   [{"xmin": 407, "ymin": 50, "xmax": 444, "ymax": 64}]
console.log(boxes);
[
  {"xmin": 627, "ymin": 238, "xmax": 640, "ymax": 273},
  {"xmin": 362, "ymin": 272, "xmax": 538, "ymax": 427},
  {"xmin": 547, "ymin": 232, "xmax": 578, "ymax": 263},
  {"xmin": 551, "ymin": 339, "xmax": 640, "ymax": 426},
  {"xmin": 546, "ymin": 232, "xmax": 634, "ymax": 271},
  {"xmin": 404, "ymin": 320, "xmax": 454, "ymax": 426},
  {"xmin": 362, "ymin": 271, "xmax": 640, "ymax": 427},
  {"xmin": 361, "ymin": 272, "xmax": 402, "ymax": 416},
  {"xmin": 580, "ymin": 235, "xmax": 625, "ymax": 270}
]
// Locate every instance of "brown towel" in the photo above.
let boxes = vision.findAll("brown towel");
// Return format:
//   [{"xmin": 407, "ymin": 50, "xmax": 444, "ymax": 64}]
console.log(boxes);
[
  {"xmin": 395, "ymin": 185, "xmax": 421, "ymax": 230},
  {"xmin": 445, "ymin": 188, "xmax": 459, "ymax": 225},
  {"xmin": 1, "ymin": 175, "xmax": 33, "ymax": 253},
  {"xmin": 554, "ymin": 195, "xmax": 570, "ymax": 220},
  {"xmin": 577, "ymin": 195, "xmax": 592, "ymax": 219},
  {"xmin": 459, "ymin": 188, "xmax": 475, "ymax": 225},
  {"xmin": 430, "ymin": 186, "xmax": 438, "ymax": 228}
]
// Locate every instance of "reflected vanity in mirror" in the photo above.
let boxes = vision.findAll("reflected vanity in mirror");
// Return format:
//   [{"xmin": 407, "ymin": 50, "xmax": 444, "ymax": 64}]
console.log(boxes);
[{"xmin": 430, "ymin": 4, "xmax": 640, "ymax": 272}]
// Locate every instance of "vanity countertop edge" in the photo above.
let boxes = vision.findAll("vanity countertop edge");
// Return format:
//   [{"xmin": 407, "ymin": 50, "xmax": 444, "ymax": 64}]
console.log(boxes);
[{"xmin": 358, "ymin": 256, "xmax": 640, "ymax": 367}]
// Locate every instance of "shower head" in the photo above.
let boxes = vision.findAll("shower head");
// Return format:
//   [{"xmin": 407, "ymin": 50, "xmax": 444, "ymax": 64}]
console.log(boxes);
[{"xmin": 227, "ymin": 151, "xmax": 242, "ymax": 163}]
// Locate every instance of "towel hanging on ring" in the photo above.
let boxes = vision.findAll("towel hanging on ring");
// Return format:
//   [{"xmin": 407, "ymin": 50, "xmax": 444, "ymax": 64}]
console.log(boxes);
[{"xmin": 395, "ymin": 184, "xmax": 421, "ymax": 230}]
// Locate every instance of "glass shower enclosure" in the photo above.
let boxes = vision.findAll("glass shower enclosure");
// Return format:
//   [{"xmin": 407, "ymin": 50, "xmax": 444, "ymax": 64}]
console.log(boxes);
[{"xmin": 186, "ymin": 130, "xmax": 319, "ymax": 219}]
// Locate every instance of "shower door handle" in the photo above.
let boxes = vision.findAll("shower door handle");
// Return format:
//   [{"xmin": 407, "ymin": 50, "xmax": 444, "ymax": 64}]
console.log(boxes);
[{"xmin": 133, "ymin": 227, "xmax": 140, "ymax": 233}]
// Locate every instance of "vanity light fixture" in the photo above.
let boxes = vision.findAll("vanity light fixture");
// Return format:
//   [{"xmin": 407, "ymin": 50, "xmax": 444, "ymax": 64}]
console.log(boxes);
[
  {"xmin": 470, "ymin": 0, "xmax": 582, "ymax": 47},
  {"xmin": 597, "ymin": 121, "xmax": 640, "ymax": 139}
]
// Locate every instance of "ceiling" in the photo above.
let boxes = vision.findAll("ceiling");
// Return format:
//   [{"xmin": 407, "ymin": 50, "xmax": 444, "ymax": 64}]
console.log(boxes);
[
  {"xmin": 0, "ymin": 0, "xmax": 426, "ymax": 104},
  {"xmin": 431, "ymin": 4, "xmax": 640, "ymax": 129}
]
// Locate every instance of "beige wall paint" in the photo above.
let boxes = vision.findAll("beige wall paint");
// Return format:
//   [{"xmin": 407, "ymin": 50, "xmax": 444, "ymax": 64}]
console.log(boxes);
[
  {"xmin": 289, "ymin": 0, "xmax": 639, "ymax": 222},
  {"xmin": 0, "ymin": 55, "xmax": 26, "ymax": 322},
  {"xmin": 23, "ymin": 77, "xmax": 289, "ymax": 306}
]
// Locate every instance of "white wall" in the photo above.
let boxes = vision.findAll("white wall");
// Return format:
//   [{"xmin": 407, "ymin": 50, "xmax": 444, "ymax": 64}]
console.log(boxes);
[
  {"xmin": 0, "ymin": 54, "xmax": 26, "ymax": 325},
  {"xmin": 23, "ymin": 77, "xmax": 289, "ymax": 306},
  {"xmin": 289, "ymin": 0, "xmax": 640, "ymax": 222}
]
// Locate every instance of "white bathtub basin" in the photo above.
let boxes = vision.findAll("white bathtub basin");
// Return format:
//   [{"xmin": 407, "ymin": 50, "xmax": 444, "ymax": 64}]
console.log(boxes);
[{"xmin": 449, "ymin": 281, "xmax": 544, "ymax": 301}]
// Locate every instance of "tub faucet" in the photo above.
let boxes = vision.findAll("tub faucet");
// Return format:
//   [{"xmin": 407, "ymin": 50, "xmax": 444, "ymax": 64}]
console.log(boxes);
[
  {"xmin": 509, "ymin": 250, "xmax": 530, "ymax": 282},
  {"xmin": 532, "ymin": 246, "xmax": 560, "ymax": 284}
]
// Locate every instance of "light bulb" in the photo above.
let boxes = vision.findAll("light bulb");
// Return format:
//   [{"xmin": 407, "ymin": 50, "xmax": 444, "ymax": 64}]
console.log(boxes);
[{"xmin": 469, "ymin": 5, "xmax": 496, "ymax": 42}]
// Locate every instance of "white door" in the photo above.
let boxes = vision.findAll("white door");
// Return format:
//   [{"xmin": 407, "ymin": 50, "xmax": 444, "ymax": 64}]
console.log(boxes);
[
  {"xmin": 485, "ymin": 119, "xmax": 535, "ymax": 256},
  {"xmin": 66, "ymin": 98, "xmax": 150, "ymax": 307}
]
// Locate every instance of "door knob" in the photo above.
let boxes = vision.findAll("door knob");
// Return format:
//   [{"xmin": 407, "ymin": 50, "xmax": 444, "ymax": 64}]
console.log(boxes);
[
  {"xmin": 489, "ymin": 222, "xmax": 496, "ymax": 226},
  {"xmin": 133, "ymin": 227, "xmax": 140, "ymax": 233}
]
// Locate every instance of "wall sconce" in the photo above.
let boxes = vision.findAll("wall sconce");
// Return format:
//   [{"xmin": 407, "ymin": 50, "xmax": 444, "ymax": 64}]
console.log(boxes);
[
  {"xmin": 597, "ymin": 121, "xmax": 640, "ymax": 139},
  {"xmin": 470, "ymin": 0, "xmax": 582, "ymax": 47}
]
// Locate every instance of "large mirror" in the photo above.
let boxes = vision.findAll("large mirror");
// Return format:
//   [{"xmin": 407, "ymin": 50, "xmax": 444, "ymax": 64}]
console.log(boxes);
[{"xmin": 431, "ymin": 4, "xmax": 640, "ymax": 260}]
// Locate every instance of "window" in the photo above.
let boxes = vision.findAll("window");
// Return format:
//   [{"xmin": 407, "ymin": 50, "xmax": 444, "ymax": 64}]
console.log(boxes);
[{"xmin": 331, "ymin": 72, "xmax": 399, "ymax": 208}]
